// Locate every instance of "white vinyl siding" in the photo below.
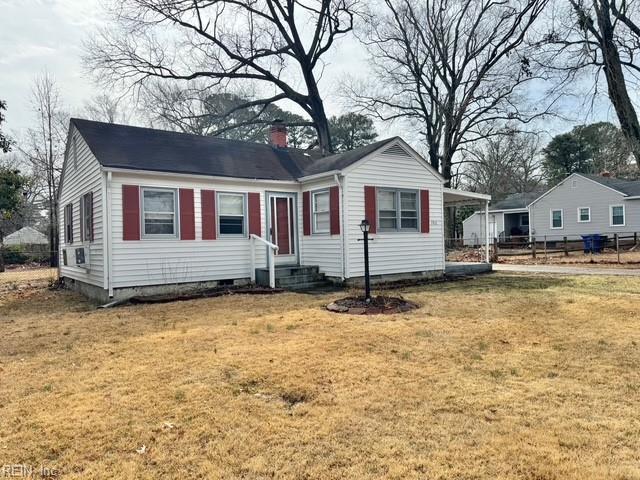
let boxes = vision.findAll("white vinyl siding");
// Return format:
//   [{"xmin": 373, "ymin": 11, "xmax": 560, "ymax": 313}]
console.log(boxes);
[
  {"xmin": 344, "ymin": 145, "xmax": 444, "ymax": 278},
  {"xmin": 58, "ymin": 126, "xmax": 104, "ymax": 287},
  {"xmin": 300, "ymin": 179, "xmax": 342, "ymax": 277}
]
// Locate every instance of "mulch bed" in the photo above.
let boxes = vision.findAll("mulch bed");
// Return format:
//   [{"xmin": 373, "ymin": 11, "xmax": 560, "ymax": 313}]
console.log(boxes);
[
  {"xmin": 326, "ymin": 295, "xmax": 419, "ymax": 315},
  {"xmin": 125, "ymin": 285, "xmax": 283, "ymax": 305}
]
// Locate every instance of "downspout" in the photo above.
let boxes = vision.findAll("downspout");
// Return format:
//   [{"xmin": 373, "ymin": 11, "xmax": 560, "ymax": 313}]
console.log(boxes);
[
  {"xmin": 334, "ymin": 173, "xmax": 346, "ymax": 281},
  {"xmin": 106, "ymin": 171, "xmax": 114, "ymax": 298}
]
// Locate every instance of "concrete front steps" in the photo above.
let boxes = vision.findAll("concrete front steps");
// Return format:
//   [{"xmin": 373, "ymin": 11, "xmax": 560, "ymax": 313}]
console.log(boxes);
[{"xmin": 255, "ymin": 265, "xmax": 336, "ymax": 291}]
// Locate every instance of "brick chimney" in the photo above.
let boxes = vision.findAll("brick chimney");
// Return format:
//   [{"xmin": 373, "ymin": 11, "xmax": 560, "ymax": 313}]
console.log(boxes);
[
  {"xmin": 270, "ymin": 120, "xmax": 287, "ymax": 148},
  {"xmin": 600, "ymin": 170, "xmax": 612, "ymax": 178}
]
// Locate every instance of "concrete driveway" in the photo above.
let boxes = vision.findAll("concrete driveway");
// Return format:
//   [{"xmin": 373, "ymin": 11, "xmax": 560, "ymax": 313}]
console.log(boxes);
[{"xmin": 493, "ymin": 263, "xmax": 640, "ymax": 276}]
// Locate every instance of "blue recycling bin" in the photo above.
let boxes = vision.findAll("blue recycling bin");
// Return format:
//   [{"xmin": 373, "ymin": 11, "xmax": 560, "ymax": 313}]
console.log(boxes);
[
  {"xmin": 581, "ymin": 234, "xmax": 605, "ymax": 253},
  {"xmin": 592, "ymin": 234, "xmax": 606, "ymax": 253}
]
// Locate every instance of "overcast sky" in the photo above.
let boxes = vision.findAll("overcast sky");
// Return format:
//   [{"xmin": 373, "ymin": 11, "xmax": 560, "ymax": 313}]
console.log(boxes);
[{"xmin": 0, "ymin": 0, "xmax": 621, "ymax": 145}]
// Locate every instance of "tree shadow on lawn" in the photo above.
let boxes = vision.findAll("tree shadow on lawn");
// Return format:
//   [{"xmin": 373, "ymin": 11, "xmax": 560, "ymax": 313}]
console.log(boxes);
[{"xmin": 399, "ymin": 273, "xmax": 577, "ymax": 296}]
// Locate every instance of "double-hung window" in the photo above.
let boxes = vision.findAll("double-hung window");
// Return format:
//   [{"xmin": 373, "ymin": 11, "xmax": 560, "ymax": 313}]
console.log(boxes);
[
  {"xmin": 218, "ymin": 193, "xmax": 246, "ymax": 236},
  {"xmin": 377, "ymin": 189, "xmax": 418, "ymax": 231},
  {"xmin": 312, "ymin": 190, "xmax": 330, "ymax": 234},
  {"xmin": 520, "ymin": 214, "xmax": 529, "ymax": 227},
  {"xmin": 64, "ymin": 203, "xmax": 73, "ymax": 244},
  {"xmin": 611, "ymin": 205, "xmax": 625, "ymax": 226},
  {"xmin": 578, "ymin": 207, "xmax": 591, "ymax": 223},
  {"xmin": 550, "ymin": 209, "xmax": 563, "ymax": 229},
  {"xmin": 142, "ymin": 188, "xmax": 177, "ymax": 237},
  {"xmin": 80, "ymin": 192, "xmax": 93, "ymax": 242}
]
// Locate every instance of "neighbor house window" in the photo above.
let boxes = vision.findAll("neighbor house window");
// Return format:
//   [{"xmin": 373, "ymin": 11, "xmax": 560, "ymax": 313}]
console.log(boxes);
[
  {"xmin": 611, "ymin": 205, "xmax": 625, "ymax": 226},
  {"xmin": 520, "ymin": 214, "xmax": 529, "ymax": 227},
  {"xmin": 377, "ymin": 189, "xmax": 418, "ymax": 231},
  {"xmin": 578, "ymin": 207, "xmax": 591, "ymax": 223},
  {"xmin": 218, "ymin": 192, "xmax": 246, "ymax": 235},
  {"xmin": 64, "ymin": 203, "xmax": 73, "ymax": 244},
  {"xmin": 312, "ymin": 190, "xmax": 330, "ymax": 234},
  {"xmin": 142, "ymin": 187, "xmax": 177, "ymax": 237},
  {"xmin": 80, "ymin": 192, "xmax": 93, "ymax": 242},
  {"xmin": 550, "ymin": 209, "xmax": 563, "ymax": 229}
]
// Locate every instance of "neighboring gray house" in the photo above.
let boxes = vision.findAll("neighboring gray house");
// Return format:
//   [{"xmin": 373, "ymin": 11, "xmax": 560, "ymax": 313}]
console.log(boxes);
[
  {"xmin": 3, "ymin": 226, "xmax": 48, "ymax": 246},
  {"xmin": 462, "ymin": 191, "xmax": 542, "ymax": 246},
  {"xmin": 528, "ymin": 173, "xmax": 640, "ymax": 240},
  {"xmin": 463, "ymin": 173, "xmax": 640, "ymax": 246}
]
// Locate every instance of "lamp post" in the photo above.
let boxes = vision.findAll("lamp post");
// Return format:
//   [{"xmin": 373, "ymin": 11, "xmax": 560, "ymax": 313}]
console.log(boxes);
[{"xmin": 359, "ymin": 219, "xmax": 371, "ymax": 302}]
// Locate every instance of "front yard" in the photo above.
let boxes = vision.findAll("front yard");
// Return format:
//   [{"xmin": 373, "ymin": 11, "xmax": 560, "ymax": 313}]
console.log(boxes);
[{"xmin": 1, "ymin": 274, "xmax": 639, "ymax": 479}]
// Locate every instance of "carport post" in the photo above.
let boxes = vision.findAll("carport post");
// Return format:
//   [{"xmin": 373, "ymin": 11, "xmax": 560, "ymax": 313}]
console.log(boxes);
[{"xmin": 484, "ymin": 200, "xmax": 490, "ymax": 263}]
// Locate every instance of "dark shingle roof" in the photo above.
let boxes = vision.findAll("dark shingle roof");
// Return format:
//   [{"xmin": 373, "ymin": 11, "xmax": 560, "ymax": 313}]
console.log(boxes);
[
  {"xmin": 491, "ymin": 191, "xmax": 545, "ymax": 210},
  {"xmin": 580, "ymin": 173, "xmax": 640, "ymax": 196},
  {"xmin": 71, "ymin": 118, "xmax": 396, "ymax": 181}
]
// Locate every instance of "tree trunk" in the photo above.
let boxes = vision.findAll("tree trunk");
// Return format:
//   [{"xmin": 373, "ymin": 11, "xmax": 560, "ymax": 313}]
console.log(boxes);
[
  {"xmin": 0, "ymin": 230, "xmax": 4, "ymax": 273},
  {"xmin": 594, "ymin": 0, "xmax": 640, "ymax": 164}
]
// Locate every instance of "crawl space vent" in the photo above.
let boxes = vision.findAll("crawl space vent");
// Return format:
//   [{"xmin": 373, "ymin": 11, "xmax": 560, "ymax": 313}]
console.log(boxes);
[{"xmin": 381, "ymin": 144, "xmax": 410, "ymax": 157}]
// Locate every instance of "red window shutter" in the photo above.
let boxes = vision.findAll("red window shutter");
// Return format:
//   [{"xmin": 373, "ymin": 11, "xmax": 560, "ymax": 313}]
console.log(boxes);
[
  {"xmin": 122, "ymin": 185, "xmax": 140, "ymax": 241},
  {"xmin": 179, "ymin": 188, "xmax": 195, "ymax": 240},
  {"xmin": 420, "ymin": 189, "xmax": 430, "ymax": 234},
  {"xmin": 248, "ymin": 192, "xmax": 261, "ymax": 236},
  {"xmin": 302, "ymin": 191, "xmax": 311, "ymax": 236},
  {"xmin": 201, "ymin": 189, "xmax": 216, "ymax": 240},
  {"xmin": 329, "ymin": 186, "xmax": 340, "ymax": 235},
  {"xmin": 364, "ymin": 185, "xmax": 377, "ymax": 234}
]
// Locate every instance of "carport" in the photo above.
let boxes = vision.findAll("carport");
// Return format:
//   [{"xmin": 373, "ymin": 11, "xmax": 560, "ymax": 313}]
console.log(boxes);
[{"xmin": 443, "ymin": 188, "xmax": 492, "ymax": 263}]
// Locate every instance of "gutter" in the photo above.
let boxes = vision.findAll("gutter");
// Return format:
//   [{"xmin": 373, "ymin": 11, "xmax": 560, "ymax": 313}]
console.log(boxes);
[
  {"xmin": 334, "ymin": 173, "xmax": 346, "ymax": 280},
  {"xmin": 105, "ymin": 171, "xmax": 114, "ymax": 298},
  {"xmin": 297, "ymin": 170, "xmax": 341, "ymax": 183}
]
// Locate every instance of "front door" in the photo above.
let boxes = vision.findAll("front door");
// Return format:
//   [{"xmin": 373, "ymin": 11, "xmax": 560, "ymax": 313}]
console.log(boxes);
[{"xmin": 267, "ymin": 192, "xmax": 298, "ymax": 265}]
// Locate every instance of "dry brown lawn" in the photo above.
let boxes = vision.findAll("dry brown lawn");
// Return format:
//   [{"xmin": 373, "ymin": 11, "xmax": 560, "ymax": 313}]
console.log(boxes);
[{"xmin": 1, "ymin": 274, "xmax": 639, "ymax": 479}]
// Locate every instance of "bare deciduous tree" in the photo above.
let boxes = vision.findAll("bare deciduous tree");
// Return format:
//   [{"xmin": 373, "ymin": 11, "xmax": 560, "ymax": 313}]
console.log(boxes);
[
  {"xmin": 83, "ymin": 93, "xmax": 130, "ymax": 123},
  {"xmin": 84, "ymin": 0, "xmax": 360, "ymax": 154},
  {"xmin": 350, "ymin": 0, "xmax": 553, "ymax": 185},
  {"xmin": 460, "ymin": 130, "xmax": 544, "ymax": 199},
  {"xmin": 542, "ymin": 0, "xmax": 640, "ymax": 165},
  {"xmin": 142, "ymin": 80, "xmax": 316, "ymax": 147},
  {"xmin": 19, "ymin": 72, "xmax": 67, "ymax": 267}
]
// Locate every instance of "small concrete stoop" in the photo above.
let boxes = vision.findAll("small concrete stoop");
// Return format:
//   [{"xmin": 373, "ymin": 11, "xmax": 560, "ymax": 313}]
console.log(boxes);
[{"xmin": 255, "ymin": 265, "xmax": 335, "ymax": 292}]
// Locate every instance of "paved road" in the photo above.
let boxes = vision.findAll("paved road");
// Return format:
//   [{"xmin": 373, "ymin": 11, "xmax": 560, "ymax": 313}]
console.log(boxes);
[{"xmin": 493, "ymin": 263, "xmax": 640, "ymax": 276}]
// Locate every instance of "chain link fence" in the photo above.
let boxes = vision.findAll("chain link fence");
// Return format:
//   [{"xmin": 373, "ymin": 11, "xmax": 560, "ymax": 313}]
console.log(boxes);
[{"xmin": 0, "ymin": 244, "xmax": 59, "ymax": 287}]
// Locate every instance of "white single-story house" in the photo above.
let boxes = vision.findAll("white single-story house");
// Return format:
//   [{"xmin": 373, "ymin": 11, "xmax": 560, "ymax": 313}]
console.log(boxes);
[
  {"xmin": 462, "ymin": 191, "xmax": 542, "ymax": 246},
  {"xmin": 3, "ymin": 226, "xmax": 48, "ymax": 246},
  {"xmin": 58, "ymin": 118, "xmax": 489, "ymax": 302},
  {"xmin": 463, "ymin": 172, "xmax": 640, "ymax": 245}
]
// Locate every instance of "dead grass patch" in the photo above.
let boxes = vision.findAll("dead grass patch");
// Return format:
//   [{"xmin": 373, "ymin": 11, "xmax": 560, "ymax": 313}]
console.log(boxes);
[{"xmin": 1, "ymin": 273, "xmax": 639, "ymax": 478}]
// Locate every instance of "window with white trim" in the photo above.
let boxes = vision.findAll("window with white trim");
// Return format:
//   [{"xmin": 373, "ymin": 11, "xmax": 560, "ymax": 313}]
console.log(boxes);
[
  {"xmin": 218, "ymin": 192, "xmax": 246, "ymax": 236},
  {"xmin": 64, "ymin": 203, "xmax": 73, "ymax": 244},
  {"xmin": 80, "ymin": 192, "xmax": 93, "ymax": 242},
  {"xmin": 377, "ymin": 189, "xmax": 418, "ymax": 231},
  {"xmin": 520, "ymin": 214, "xmax": 529, "ymax": 227},
  {"xmin": 142, "ymin": 188, "xmax": 177, "ymax": 237},
  {"xmin": 551, "ymin": 209, "xmax": 563, "ymax": 229},
  {"xmin": 611, "ymin": 205, "xmax": 625, "ymax": 226},
  {"xmin": 578, "ymin": 207, "xmax": 591, "ymax": 223},
  {"xmin": 312, "ymin": 190, "xmax": 330, "ymax": 234}
]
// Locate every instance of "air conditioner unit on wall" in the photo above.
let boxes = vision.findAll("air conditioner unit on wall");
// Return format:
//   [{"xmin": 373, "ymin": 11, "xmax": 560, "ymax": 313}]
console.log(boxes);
[{"xmin": 63, "ymin": 246, "xmax": 90, "ymax": 270}]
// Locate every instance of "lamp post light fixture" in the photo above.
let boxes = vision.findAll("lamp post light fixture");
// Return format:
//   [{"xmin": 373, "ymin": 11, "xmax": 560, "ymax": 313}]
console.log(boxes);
[{"xmin": 359, "ymin": 219, "xmax": 372, "ymax": 302}]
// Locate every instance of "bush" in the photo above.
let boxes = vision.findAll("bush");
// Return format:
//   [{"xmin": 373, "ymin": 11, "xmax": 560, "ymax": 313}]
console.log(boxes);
[{"xmin": 0, "ymin": 244, "xmax": 50, "ymax": 265}]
